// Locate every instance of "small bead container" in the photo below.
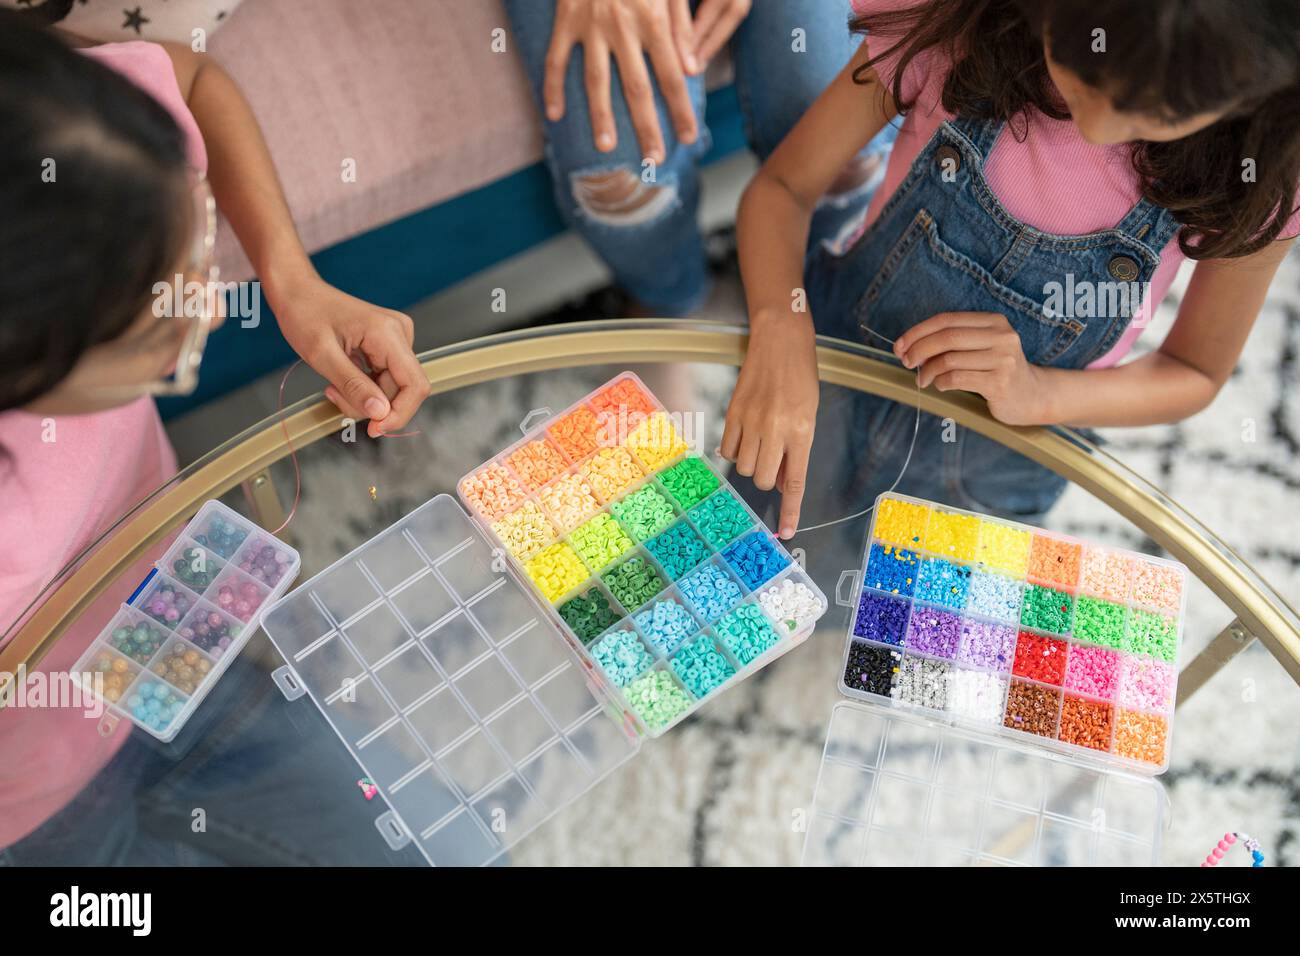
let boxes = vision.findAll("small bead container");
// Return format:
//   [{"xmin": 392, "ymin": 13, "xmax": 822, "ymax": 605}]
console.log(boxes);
[
  {"xmin": 840, "ymin": 492, "xmax": 1187, "ymax": 773},
  {"xmin": 71, "ymin": 501, "xmax": 300, "ymax": 741}
]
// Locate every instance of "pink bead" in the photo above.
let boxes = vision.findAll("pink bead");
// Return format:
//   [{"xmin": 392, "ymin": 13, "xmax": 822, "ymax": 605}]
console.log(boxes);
[
  {"xmin": 1212, "ymin": 847, "xmax": 1225, "ymax": 859},
  {"xmin": 207, "ymin": 612, "xmax": 221, "ymax": 627},
  {"xmin": 1217, "ymin": 840, "xmax": 1230, "ymax": 851},
  {"xmin": 1224, "ymin": 833, "xmax": 1237, "ymax": 845},
  {"xmin": 164, "ymin": 607, "xmax": 180, "ymax": 622}
]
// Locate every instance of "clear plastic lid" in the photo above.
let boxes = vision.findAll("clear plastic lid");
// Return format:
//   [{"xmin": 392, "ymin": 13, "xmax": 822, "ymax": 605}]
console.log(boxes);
[
  {"xmin": 804, "ymin": 702, "xmax": 1167, "ymax": 866},
  {"xmin": 260, "ymin": 494, "xmax": 640, "ymax": 866}
]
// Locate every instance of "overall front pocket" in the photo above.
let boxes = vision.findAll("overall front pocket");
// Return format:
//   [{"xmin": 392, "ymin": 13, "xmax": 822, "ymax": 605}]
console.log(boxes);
[{"xmin": 857, "ymin": 210, "xmax": 1086, "ymax": 366}]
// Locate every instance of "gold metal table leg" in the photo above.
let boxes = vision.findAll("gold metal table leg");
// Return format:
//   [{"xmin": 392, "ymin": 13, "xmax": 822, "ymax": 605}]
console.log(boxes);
[{"xmin": 1176, "ymin": 618, "xmax": 1257, "ymax": 708}]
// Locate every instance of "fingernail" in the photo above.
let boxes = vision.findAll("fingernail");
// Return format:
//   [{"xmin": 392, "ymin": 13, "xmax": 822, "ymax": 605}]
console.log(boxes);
[
  {"xmin": 364, "ymin": 397, "xmax": 388, "ymax": 419},
  {"xmin": 685, "ymin": 53, "xmax": 699, "ymax": 73},
  {"xmin": 597, "ymin": 132, "xmax": 615, "ymax": 150},
  {"xmin": 546, "ymin": 103, "xmax": 561, "ymax": 121},
  {"xmin": 781, "ymin": 526, "xmax": 794, "ymax": 539}
]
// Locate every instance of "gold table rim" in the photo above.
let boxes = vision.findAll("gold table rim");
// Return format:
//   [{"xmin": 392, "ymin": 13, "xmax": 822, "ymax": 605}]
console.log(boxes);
[{"xmin": 3, "ymin": 320, "xmax": 1297, "ymax": 684}]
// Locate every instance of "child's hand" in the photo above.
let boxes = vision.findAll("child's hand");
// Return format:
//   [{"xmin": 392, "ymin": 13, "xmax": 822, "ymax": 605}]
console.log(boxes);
[
  {"xmin": 273, "ymin": 276, "xmax": 431, "ymax": 438},
  {"xmin": 721, "ymin": 318, "xmax": 819, "ymax": 539},
  {"xmin": 893, "ymin": 312, "xmax": 1048, "ymax": 426}
]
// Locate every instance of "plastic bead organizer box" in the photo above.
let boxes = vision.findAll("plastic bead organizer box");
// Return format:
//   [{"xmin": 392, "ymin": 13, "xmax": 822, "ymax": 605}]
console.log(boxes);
[
  {"xmin": 70, "ymin": 501, "xmax": 301, "ymax": 741},
  {"xmin": 457, "ymin": 371, "xmax": 828, "ymax": 736},
  {"xmin": 842, "ymin": 493, "xmax": 1187, "ymax": 773}
]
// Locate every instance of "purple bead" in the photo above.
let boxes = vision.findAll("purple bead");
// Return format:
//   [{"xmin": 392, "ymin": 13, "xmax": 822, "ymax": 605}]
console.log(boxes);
[
  {"xmin": 854, "ymin": 593, "xmax": 909, "ymax": 645},
  {"xmin": 906, "ymin": 607, "xmax": 962, "ymax": 658},
  {"xmin": 957, "ymin": 620, "xmax": 1017, "ymax": 672}
]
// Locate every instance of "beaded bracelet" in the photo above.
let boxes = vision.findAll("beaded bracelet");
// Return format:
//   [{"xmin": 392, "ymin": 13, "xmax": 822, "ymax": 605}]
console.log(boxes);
[{"xmin": 1200, "ymin": 831, "xmax": 1264, "ymax": 867}]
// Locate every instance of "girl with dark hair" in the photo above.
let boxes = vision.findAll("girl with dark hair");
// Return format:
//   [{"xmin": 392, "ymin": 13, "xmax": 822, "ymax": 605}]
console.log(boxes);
[
  {"xmin": 0, "ymin": 11, "xmax": 430, "ymax": 854},
  {"xmin": 721, "ymin": 0, "xmax": 1299, "ymax": 537}
]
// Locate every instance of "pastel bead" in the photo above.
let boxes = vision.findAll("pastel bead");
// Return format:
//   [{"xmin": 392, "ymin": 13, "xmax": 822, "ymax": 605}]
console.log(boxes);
[
  {"xmin": 688, "ymin": 491, "xmax": 755, "ymax": 549},
  {"xmin": 623, "ymin": 411, "xmax": 688, "ymax": 472},
  {"xmin": 491, "ymin": 502, "xmax": 557, "ymax": 561},
  {"xmin": 715, "ymin": 603, "xmax": 780, "ymax": 666},
  {"xmin": 459, "ymin": 463, "xmax": 526, "ymax": 521}
]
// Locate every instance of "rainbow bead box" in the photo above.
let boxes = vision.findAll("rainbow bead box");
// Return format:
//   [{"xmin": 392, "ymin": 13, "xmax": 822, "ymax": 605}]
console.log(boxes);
[
  {"xmin": 841, "ymin": 493, "xmax": 1186, "ymax": 773},
  {"xmin": 69, "ymin": 501, "xmax": 301, "ymax": 741},
  {"xmin": 457, "ymin": 372, "xmax": 828, "ymax": 737}
]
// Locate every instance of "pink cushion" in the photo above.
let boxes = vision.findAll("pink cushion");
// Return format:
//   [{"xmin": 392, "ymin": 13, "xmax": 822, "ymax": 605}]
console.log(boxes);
[{"xmin": 209, "ymin": 0, "xmax": 543, "ymax": 280}]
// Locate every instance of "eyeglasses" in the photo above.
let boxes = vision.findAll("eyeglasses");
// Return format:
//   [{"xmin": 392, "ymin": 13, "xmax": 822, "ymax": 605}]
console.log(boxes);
[{"xmin": 93, "ymin": 169, "xmax": 219, "ymax": 399}]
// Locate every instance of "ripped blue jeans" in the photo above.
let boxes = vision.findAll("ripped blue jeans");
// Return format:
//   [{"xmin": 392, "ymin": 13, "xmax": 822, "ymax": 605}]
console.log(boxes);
[{"xmin": 504, "ymin": 0, "xmax": 897, "ymax": 315}]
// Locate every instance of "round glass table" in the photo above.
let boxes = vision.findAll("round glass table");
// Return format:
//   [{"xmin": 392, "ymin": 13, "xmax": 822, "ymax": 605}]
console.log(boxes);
[{"xmin": 2, "ymin": 321, "xmax": 1297, "ymax": 866}]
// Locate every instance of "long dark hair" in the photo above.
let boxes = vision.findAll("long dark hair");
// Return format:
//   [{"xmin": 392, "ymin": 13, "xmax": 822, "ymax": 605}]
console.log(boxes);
[
  {"xmin": 0, "ymin": 8, "xmax": 189, "ymax": 411},
  {"xmin": 851, "ymin": 0, "xmax": 1300, "ymax": 259}
]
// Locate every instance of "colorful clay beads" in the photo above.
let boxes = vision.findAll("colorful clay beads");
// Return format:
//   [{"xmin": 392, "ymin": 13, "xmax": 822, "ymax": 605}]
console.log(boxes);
[
  {"xmin": 171, "ymin": 544, "xmax": 221, "ymax": 590},
  {"xmin": 109, "ymin": 619, "xmax": 165, "ymax": 665},
  {"xmin": 214, "ymin": 576, "xmax": 267, "ymax": 622},
  {"xmin": 591, "ymin": 628, "xmax": 653, "ymax": 686},
  {"xmin": 1131, "ymin": 560, "xmax": 1183, "ymax": 614},
  {"xmin": 491, "ymin": 501, "xmax": 557, "ymax": 561},
  {"xmin": 1012, "ymin": 631, "xmax": 1067, "ymax": 685},
  {"xmin": 907, "ymin": 607, "xmax": 962, "ymax": 658},
  {"xmin": 914, "ymin": 557, "xmax": 971, "ymax": 609},
  {"xmin": 1027, "ymin": 535, "xmax": 1082, "ymax": 589},
  {"xmin": 716, "ymin": 603, "xmax": 780, "ymax": 665},
  {"xmin": 89, "ymin": 645, "xmax": 139, "ymax": 703},
  {"xmin": 538, "ymin": 473, "xmax": 601, "ymax": 533},
  {"xmin": 151, "ymin": 640, "xmax": 213, "ymax": 695},
  {"xmin": 956, "ymin": 620, "xmax": 1016, "ymax": 672},
  {"xmin": 579, "ymin": 447, "xmax": 644, "ymax": 503},
  {"xmin": 126, "ymin": 679, "xmax": 187, "ymax": 733},
  {"xmin": 624, "ymin": 411, "xmax": 687, "ymax": 471},
  {"xmin": 624, "ymin": 669, "xmax": 692, "ymax": 730},
  {"xmin": 854, "ymin": 593, "xmax": 909, "ymax": 645},
  {"xmin": 647, "ymin": 520, "xmax": 710, "ymax": 580},
  {"xmin": 1126, "ymin": 609, "xmax": 1178, "ymax": 662},
  {"xmin": 966, "ymin": 571, "xmax": 1022, "ymax": 623},
  {"xmin": 844, "ymin": 642, "xmax": 900, "ymax": 696},
  {"xmin": 547, "ymin": 405, "xmax": 602, "ymax": 461},
  {"xmin": 670, "ymin": 633, "xmax": 736, "ymax": 698},
  {"xmin": 757, "ymin": 577, "xmax": 824, "ymax": 634},
  {"xmin": 1119, "ymin": 656, "xmax": 1175, "ymax": 711},
  {"xmin": 1073, "ymin": 596, "xmax": 1127, "ymax": 648},
  {"xmin": 658, "ymin": 456, "xmax": 720, "ymax": 509},
  {"xmin": 1004, "ymin": 680, "xmax": 1060, "ymax": 737},
  {"xmin": 1064, "ymin": 643, "xmax": 1121, "ymax": 699},
  {"xmin": 1080, "ymin": 547, "xmax": 1133, "ymax": 602},
  {"xmin": 678, "ymin": 562, "xmax": 743, "ymax": 623},
  {"xmin": 588, "ymin": 377, "xmax": 656, "ymax": 422},
  {"xmin": 874, "ymin": 497, "xmax": 929, "ymax": 547},
  {"xmin": 506, "ymin": 438, "xmax": 569, "ymax": 490},
  {"xmin": 721, "ymin": 531, "xmax": 789, "ymax": 590},
  {"xmin": 611, "ymin": 485, "xmax": 676, "ymax": 542},
  {"xmin": 459, "ymin": 463, "xmax": 527, "ymax": 521},
  {"xmin": 569, "ymin": 513, "xmax": 633, "ymax": 572},
  {"xmin": 601, "ymin": 556, "xmax": 665, "ymax": 611},
  {"xmin": 1020, "ymin": 584, "xmax": 1073, "ymax": 634},
  {"xmin": 1058, "ymin": 695, "xmax": 1113, "ymax": 751},
  {"xmin": 924, "ymin": 510, "xmax": 980, "ymax": 561},
  {"xmin": 633, "ymin": 598, "xmax": 698, "ymax": 655},
  {"xmin": 975, "ymin": 522, "xmax": 1031, "ymax": 576},
  {"xmin": 525, "ymin": 542, "xmax": 589, "ymax": 602},
  {"xmin": 558, "ymin": 587, "xmax": 622, "ymax": 644},
  {"xmin": 948, "ymin": 670, "xmax": 1008, "ymax": 723},
  {"xmin": 1114, "ymin": 709, "xmax": 1167, "ymax": 764},
  {"xmin": 864, "ymin": 544, "xmax": 918, "ymax": 596},
  {"xmin": 688, "ymin": 491, "xmax": 754, "ymax": 548}
]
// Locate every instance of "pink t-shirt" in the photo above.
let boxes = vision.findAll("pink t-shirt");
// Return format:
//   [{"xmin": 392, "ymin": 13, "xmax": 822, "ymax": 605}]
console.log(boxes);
[
  {"xmin": 0, "ymin": 41, "xmax": 205, "ymax": 849},
  {"xmin": 852, "ymin": 0, "xmax": 1300, "ymax": 367}
]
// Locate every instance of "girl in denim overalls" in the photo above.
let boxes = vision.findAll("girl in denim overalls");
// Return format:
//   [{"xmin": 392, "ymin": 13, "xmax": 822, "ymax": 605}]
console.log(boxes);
[{"xmin": 722, "ymin": 0, "xmax": 1300, "ymax": 538}]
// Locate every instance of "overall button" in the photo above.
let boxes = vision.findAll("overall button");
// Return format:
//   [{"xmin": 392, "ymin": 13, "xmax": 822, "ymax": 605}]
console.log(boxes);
[
  {"xmin": 934, "ymin": 144, "xmax": 962, "ymax": 175},
  {"xmin": 1108, "ymin": 255, "xmax": 1140, "ymax": 281}
]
